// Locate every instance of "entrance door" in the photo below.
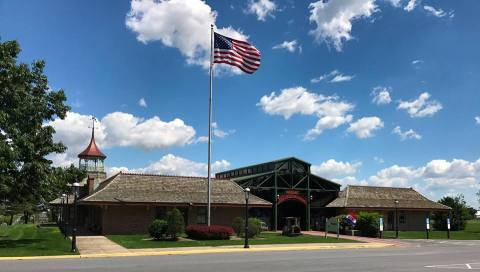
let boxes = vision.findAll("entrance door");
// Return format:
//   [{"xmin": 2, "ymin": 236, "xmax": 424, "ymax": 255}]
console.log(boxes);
[{"xmin": 277, "ymin": 200, "xmax": 306, "ymax": 230}]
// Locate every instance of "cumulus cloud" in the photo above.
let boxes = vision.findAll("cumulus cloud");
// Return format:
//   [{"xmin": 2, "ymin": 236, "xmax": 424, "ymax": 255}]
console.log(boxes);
[
  {"xmin": 392, "ymin": 126, "xmax": 422, "ymax": 141},
  {"xmin": 308, "ymin": 0, "xmax": 378, "ymax": 51},
  {"xmin": 257, "ymin": 86, "xmax": 354, "ymax": 140},
  {"xmin": 311, "ymin": 159, "xmax": 364, "ymax": 187},
  {"xmin": 47, "ymin": 111, "xmax": 196, "ymax": 166},
  {"xmin": 424, "ymin": 5, "xmax": 454, "ymax": 18},
  {"xmin": 311, "ymin": 70, "xmax": 355, "ymax": 83},
  {"xmin": 371, "ymin": 86, "xmax": 392, "ymax": 105},
  {"xmin": 347, "ymin": 116, "xmax": 384, "ymax": 139},
  {"xmin": 108, "ymin": 154, "xmax": 230, "ymax": 177},
  {"xmin": 312, "ymin": 159, "xmax": 361, "ymax": 179},
  {"xmin": 138, "ymin": 97, "xmax": 147, "ymax": 108},
  {"xmin": 404, "ymin": 0, "xmax": 417, "ymax": 12},
  {"xmin": 126, "ymin": 0, "xmax": 248, "ymax": 73},
  {"xmin": 475, "ymin": 116, "xmax": 480, "ymax": 125},
  {"xmin": 397, "ymin": 92, "xmax": 442, "ymax": 118},
  {"xmin": 245, "ymin": 0, "xmax": 277, "ymax": 21},
  {"xmin": 272, "ymin": 40, "xmax": 299, "ymax": 53},
  {"xmin": 369, "ymin": 159, "xmax": 480, "ymax": 192}
]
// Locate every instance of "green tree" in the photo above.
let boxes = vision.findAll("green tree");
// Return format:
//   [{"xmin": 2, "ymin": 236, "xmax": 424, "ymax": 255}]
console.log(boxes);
[
  {"xmin": 232, "ymin": 217, "xmax": 244, "ymax": 236},
  {"xmin": 433, "ymin": 194, "xmax": 471, "ymax": 231},
  {"xmin": 356, "ymin": 212, "xmax": 381, "ymax": 237},
  {"xmin": 46, "ymin": 165, "xmax": 86, "ymax": 202},
  {"xmin": 0, "ymin": 40, "xmax": 69, "ymax": 210},
  {"xmin": 166, "ymin": 208, "xmax": 184, "ymax": 240}
]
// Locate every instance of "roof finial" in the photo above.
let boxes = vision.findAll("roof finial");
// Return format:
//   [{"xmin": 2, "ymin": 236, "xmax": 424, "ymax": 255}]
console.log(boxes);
[{"xmin": 89, "ymin": 116, "xmax": 97, "ymax": 139}]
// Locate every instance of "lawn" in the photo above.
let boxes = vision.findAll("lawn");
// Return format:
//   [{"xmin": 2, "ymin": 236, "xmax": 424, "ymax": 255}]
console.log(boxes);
[
  {"xmin": 383, "ymin": 220, "xmax": 480, "ymax": 240},
  {"xmin": 0, "ymin": 224, "xmax": 75, "ymax": 257},
  {"xmin": 107, "ymin": 232, "xmax": 357, "ymax": 249}
]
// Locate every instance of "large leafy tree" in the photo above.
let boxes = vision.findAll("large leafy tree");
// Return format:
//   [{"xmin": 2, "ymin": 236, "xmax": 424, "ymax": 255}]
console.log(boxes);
[
  {"xmin": 433, "ymin": 194, "xmax": 471, "ymax": 231},
  {"xmin": 0, "ymin": 40, "xmax": 70, "ymax": 207}
]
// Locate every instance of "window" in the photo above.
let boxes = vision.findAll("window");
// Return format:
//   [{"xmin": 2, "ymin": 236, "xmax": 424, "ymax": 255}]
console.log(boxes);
[
  {"xmin": 399, "ymin": 212, "xmax": 406, "ymax": 224},
  {"xmin": 197, "ymin": 207, "xmax": 207, "ymax": 224}
]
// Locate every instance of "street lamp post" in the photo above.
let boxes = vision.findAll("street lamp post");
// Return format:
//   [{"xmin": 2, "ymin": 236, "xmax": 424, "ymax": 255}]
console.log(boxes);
[
  {"xmin": 71, "ymin": 182, "xmax": 81, "ymax": 253},
  {"xmin": 394, "ymin": 199, "xmax": 399, "ymax": 239},
  {"xmin": 244, "ymin": 187, "xmax": 250, "ymax": 249}
]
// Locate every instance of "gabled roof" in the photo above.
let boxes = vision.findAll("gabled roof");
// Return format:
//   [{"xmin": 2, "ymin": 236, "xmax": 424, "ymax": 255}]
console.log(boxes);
[
  {"xmin": 78, "ymin": 131, "xmax": 106, "ymax": 159},
  {"xmin": 326, "ymin": 185, "xmax": 451, "ymax": 211},
  {"xmin": 80, "ymin": 172, "xmax": 271, "ymax": 207}
]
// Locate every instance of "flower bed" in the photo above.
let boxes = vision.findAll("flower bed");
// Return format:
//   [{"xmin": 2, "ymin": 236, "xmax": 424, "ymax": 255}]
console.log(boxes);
[{"xmin": 185, "ymin": 224, "xmax": 234, "ymax": 240}]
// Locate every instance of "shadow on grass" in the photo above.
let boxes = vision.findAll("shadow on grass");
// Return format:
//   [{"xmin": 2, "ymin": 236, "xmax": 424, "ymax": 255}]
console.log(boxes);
[{"xmin": 0, "ymin": 239, "xmax": 45, "ymax": 248}]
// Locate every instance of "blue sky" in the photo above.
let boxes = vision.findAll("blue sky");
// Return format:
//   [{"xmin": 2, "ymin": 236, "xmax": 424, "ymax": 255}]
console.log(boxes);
[{"xmin": 1, "ymin": 0, "xmax": 479, "ymax": 206}]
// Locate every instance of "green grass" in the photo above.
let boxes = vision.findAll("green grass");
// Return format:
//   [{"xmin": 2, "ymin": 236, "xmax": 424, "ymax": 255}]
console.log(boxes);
[
  {"xmin": 107, "ymin": 232, "xmax": 357, "ymax": 249},
  {"xmin": 383, "ymin": 220, "xmax": 480, "ymax": 240},
  {"xmin": 0, "ymin": 224, "xmax": 76, "ymax": 257}
]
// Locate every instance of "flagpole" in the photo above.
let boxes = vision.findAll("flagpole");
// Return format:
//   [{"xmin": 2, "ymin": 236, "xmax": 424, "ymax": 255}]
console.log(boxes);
[{"xmin": 207, "ymin": 24, "xmax": 214, "ymax": 226}]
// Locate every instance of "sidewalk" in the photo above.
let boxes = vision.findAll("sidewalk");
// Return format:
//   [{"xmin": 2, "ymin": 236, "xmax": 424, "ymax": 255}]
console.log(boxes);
[
  {"xmin": 76, "ymin": 236, "xmax": 130, "ymax": 254},
  {"xmin": 0, "ymin": 233, "xmax": 401, "ymax": 261}
]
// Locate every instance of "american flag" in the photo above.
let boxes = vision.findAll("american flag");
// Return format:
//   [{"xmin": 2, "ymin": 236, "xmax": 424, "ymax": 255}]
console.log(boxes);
[{"xmin": 213, "ymin": 32, "xmax": 261, "ymax": 74}]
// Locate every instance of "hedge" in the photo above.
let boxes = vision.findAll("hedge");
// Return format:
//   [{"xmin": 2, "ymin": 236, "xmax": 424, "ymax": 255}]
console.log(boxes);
[{"xmin": 185, "ymin": 224, "xmax": 234, "ymax": 240}]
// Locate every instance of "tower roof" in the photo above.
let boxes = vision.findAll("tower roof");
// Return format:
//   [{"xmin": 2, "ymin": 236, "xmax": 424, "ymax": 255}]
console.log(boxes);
[{"xmin": 78, "ymin": 121, "xmax": 106, "ymax": 159}]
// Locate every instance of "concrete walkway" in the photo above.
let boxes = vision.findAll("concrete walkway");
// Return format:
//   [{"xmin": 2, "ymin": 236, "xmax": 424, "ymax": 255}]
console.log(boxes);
[{"xmin": 76, "ymin": 236, "xmax": 129, "ymax": 254}]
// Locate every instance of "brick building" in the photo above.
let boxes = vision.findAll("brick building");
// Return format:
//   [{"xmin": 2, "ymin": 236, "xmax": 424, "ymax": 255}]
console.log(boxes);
[{"xmin": 326, "ymin": 185, "xmax": 451, "ymax": 231}]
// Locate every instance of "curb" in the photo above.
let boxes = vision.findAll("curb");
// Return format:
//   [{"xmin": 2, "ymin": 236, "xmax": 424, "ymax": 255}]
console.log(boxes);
[{"xmin": 0, "ymin": 242, "xmax": 394, "ymax": 261}]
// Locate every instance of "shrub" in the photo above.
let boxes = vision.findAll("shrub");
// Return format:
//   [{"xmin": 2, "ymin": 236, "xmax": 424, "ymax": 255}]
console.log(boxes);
[
  {"xmin": 433, "ymin": 194, "xmax": 471, "ymax": 231},
  {"xmin": 232, "ymin": 217, "xmax": 245, "ymax": 236},
  {"xmin": 247, "ymin": 218, "xmax": 262, "ymax": 238},
  {"xmin": 186, "ymin": 224, "xmax": 234, "ymax": 240},
  {"xmin": 167, "ymin": 208, "xmax": 185, "ymax": 239},
  {"xmin": 148, "ymin": 219, "xmax": 168, "ymax": 240},
  {"xmin": 355, "ymin": 212, "xmax": 381, "ymax": 237}
]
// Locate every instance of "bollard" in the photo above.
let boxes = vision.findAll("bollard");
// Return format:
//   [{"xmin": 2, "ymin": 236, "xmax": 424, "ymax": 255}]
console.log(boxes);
[
  {"xmin": 426, "ymin": 217, "xmax": 430, "ymax": 239},
  {"xmin": 325, "ymin": 217, "xmax": 328, "ymax": 238},
  {"xmin": 447, "ymin": 218, "xmax": 451, "ymax": 239},
  {"xmin": 379, "ymin": 217, "xmax": 384, "ymax": 239}
]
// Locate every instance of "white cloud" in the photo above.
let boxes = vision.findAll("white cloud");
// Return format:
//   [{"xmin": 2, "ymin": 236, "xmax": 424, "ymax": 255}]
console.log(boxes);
[
  {"xmin": 138, "ymin": 97, "xmax": 147, "ymax": 108},
  {"xmin": 374, "ymin": 156, "xmax": 384, "ymax": 164},
  {"xmin": 369, "ymin": 159, "xmax": 480, "ymax": 192},
  {"xmin": 312, "ymin": 159, "xmax": 361, "ymax": 179},
  {"xmin": 369, "ymin": 165, "xmax": 420, "ymax": 187},
  {"xmin": 108, "ymin": 154, "xmax": 230, "ymax": 177},
  {"xmin": 371, "ymin": 86, "xmax": 392, "ymax": 105},
  {"xmin": 272, "ymin": 40, "xmax": 299, "ymax": 53},
  {"xmin": 412, "ymin": 59, "xmax": 424, "ymax": 65},
  {"xmin": 386, "ymin": 0, "xmax": 402, "ymax": 8},
  {"xmin": 475, "ymin": 116, "xmax": 480, "ymax": 125},
  {"xmin": 311, "ymin": 159, "xmax": 364, "ymax": 187},
  {"xmin": 308, "ymin": 0, "xmax": 378, "ymax": 51},
  {"xmin": 257, "ymin": 86, "xmax": 354, "ymax": 140},
  {"xmin": 424, "ymin": 5, "xmax": 454, "ymax": 18},
  {"xmin": 47, "ymin": 111, "xmax": 196, "ymax": 166},
  {"xmin": 212, "ymin": 122, "xmax": 235, "ymax": 138},
  {"xmin": 347, "ymin": 116, "xmax": 384, "ymax": 139},
  {"xmin": 392, "ymin": 126, "xmax": 422, "ymax": 140},
  {"xmin": 397, "ymin": 92, "xmax": 442, "ymax": 118},
  {"xmin": 404, "ymin": 0, "xmax": 417, "ymax": 12},
  {"xmin": 311, "ymin": 70, "xmax": 355, "ymax": 83},
  {"xmin": 126, "ymin": 0, "xmax": 248, "ymax": 73},
  {"xmin": 305, "ymin": 115, "xmax": 353, "ymax": 140},
  {"xmin": 245, "ymin": 0, "xmax": 277, "ymax": 21}
]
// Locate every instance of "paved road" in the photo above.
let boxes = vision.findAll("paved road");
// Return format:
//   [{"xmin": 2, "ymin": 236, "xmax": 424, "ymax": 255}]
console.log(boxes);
[{"xmin": 3, "ymin": 240, "xmax": 480, "ymax": 272}]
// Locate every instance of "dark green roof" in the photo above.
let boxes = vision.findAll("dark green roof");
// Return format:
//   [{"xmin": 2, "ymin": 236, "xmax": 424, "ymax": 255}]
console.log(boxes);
[{"xmin": 216, "ymin": 157, "xmax": 310, "ymax": 175}]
